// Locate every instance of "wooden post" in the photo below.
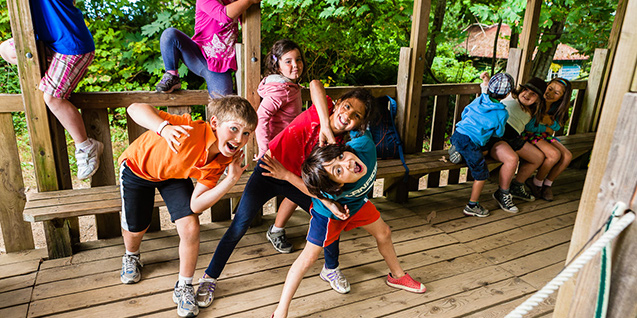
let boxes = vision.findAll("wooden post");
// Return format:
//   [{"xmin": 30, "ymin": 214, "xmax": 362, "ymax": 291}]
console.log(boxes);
[
  {"xmin": 427, "ymin": 95, "xmax": 449, "ymax": 188},
  {"xmin": 400, "ymin": 0, "xmax": 431, "ymax": 154},
  {"xmin": 0, "ymin": 113, "xmax": 35, "ymax": 252},
  {"xmin": 241, "ymin": 4, "xmax": 261, "ymax": 170},
  {"xmin": 554, "ymin": 0, "xmax": 637, "ymax": 314},
  {"xmin": 83, "ymin": 109, "xmax": 120, "ymax": 239},
  {"xmin": 576, "ymin": 48, "xmax": 609, "ymax": 133},
  {"xmin": 396, "ymin": 47, "xmax": 411, "ymax": 138},
  {"xmin": 506, "ymin": 48, "xmax": 523, "ymax": 81},
  {"xmin": 517, "ymin": 0, "xmax": 542, "ymax": 85}
]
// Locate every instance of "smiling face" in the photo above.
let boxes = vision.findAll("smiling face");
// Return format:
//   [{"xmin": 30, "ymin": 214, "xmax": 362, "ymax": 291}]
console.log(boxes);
[
  {"xmin": 518, "ymin": 88, "xmax": 540, "ymax": 106},
  {"xmin": 329, "ymin": 97, "xmax": 367, "ymax": 135},
  {"xmin": 322, "ymin": 151, "xmax": 367, "ymax": 185},
  {"xmin": 211, "ymin": 118, "xmax": 253, "ymax": 157},
  {"xmin": 544, "ymin": 82, "xmax": 566, "ymax": 104},
  {"xmin": 277, "ymin": 48, "xmax": 303, "ymax": 82}
]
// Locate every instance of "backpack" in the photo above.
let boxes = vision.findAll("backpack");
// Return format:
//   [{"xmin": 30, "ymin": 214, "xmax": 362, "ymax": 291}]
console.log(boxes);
[{"xmin": 369, "ymin": 96, "xmax": 409, "ymax": 181}]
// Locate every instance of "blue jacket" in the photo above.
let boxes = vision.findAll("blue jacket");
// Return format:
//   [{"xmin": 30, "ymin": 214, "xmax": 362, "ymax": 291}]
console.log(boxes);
[
  {"xmin": 31, "ymin": 0, "xmax": 95, "ymax": 55},
  {"xmin": 455, "ymin": 93, "xmax": 509, "ymax": 146}
]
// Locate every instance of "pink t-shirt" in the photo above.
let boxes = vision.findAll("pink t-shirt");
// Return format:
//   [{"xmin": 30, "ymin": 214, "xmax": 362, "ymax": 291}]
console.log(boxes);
[
  {"xmin": 268, "ymin": 97, "xmax": 343, "ymax": 177},
  {"xmin": 192, "ymin": 0, "xmax": 238, "ymax": 73}
]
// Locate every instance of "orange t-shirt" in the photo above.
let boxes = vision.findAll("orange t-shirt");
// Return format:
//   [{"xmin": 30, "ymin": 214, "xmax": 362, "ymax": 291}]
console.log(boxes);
[{"xmin": 118, "ymin": 111, "xmax": 232, "ymax": 189}]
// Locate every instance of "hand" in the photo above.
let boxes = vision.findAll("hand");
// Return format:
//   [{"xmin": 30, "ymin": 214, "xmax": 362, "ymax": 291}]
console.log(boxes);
[
  {"xmin": 480, "ymin": 71, "xmax": 490, "ymax": 83},
  {"xmin": 260, "ymin": 154, "xmax": 291, "ymax": 181},
  {"xmin": 160, "ymin": 124, "xmax": 193, "ymax": 153},
  {"xmin": 322, "ymin": 199, "xmax": 350, "ymax": 220},
  {"xmin": 227, "ymin": 150, "xmax": 247, "ymax": 181},
  {"xmin": 319, "ymin": 124, "xmax": 336, "ymax": 147}
]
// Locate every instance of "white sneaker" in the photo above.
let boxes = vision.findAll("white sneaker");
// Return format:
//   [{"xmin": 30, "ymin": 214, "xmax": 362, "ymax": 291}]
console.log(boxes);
[
  {"xmin": 76, "ymin": 138, "xmax": 104, "ymax": 180},
  {"xmin": 173, "ymin": 282, "xmax": 199, "ymax": 317},
  {"xmin": 320, "ymin": 265, "xmax": 350, "ymax": 294},
  {"xmin": 120, "ymin": 254, "xmax": 143, "ymax": 284},
  {"xmin": 195, "ymin": 277, "xmax": 217, "ymax": 308}
]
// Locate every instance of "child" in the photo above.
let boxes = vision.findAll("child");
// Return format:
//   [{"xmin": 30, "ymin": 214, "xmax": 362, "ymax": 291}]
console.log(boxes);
[
  {"xmin": 156, "ymin": 0, "xmax": 260, "ymax": 97},
  {"xmin": 448, "ymin": 72, "xmax": 516, "ymax": 216},
  {"xmin": 256, "ymin": 39, "xmax": 307, "ymax": 254},
  {"xmin": 3, "ymin": 1, "xmax": 103, "ymax": 180},
  {"xmin": 523, "ymin": 78, "xmax": 573, "ymax": 201},
  {"xmin": 271, "ymin": 131, "xmax": 426, "ymax": 318},
  {"xmin": 194, "ymin": 81, "xmax": 374, "ymax": 310},
  {"xmin": 117, "ymin": 96, "xmax": 257, "ymax": 318}
]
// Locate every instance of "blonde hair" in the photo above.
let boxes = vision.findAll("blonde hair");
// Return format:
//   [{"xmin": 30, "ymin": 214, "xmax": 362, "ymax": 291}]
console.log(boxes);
[{"xmin": 207, "ymin": 95, "xmax": 258, "ymax": 130}]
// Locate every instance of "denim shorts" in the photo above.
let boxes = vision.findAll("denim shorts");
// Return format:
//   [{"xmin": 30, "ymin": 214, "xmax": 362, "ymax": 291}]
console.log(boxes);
[{"xmin": 450, "ymin": 132, "xmax": 489, "ymax": 181}]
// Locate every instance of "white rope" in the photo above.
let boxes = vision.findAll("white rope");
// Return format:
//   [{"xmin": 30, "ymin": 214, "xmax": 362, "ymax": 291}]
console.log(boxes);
[{"xmin": 505, "ymin": 202, "xmax": 634, "ymax": 318}]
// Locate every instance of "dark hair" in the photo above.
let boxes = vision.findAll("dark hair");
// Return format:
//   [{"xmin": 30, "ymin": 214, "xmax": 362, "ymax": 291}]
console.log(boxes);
[
  {"xmin": 302, "ymin": 144, "xmax": 354, "ymax": 199},
  {"xmin": 487, "ymin": 92, "xmax": 508, "ymax": 100},
  {"xmin": 547, "ymin": 77, "xmax": 572, "ymax": 126},
  {"xmin": 264, "ymin": 39, "xmax": 306, "ymax": 82},
  {"xmin": 511, "ymin": 79, "xmax": 546, "ymax": 116},
  {"xmin": 337, "ymin": 88, "xmax": 375, "ymax": 135},
  {"xmin": 207, "ymin": 95, "xmax": 258, "ymax": 130}
]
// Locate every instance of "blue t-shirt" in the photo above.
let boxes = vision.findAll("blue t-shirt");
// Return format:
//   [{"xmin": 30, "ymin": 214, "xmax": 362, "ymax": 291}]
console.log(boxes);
[
  {"xmin": 312, "ymin": 130, "xmax": 377, "ymax": 219},
  {"xmin": 31, "ymin": 0, "xmax": 95, "ymax": 55},
  {"xmin": 455, "ymin": 93, "xmax": 509, "ymax": 146}
]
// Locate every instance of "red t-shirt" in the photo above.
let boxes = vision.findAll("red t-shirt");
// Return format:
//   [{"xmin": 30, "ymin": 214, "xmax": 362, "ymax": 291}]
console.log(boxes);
[{"xmin": 268, "ymin": 96, "xmax": 343, "ymax": 177}]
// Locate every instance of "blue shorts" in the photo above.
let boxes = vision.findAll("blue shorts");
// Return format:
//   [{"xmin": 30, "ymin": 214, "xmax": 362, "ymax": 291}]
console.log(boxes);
[
  {"xmin": 119, "ymin": 161, "xmax": 195, "ymax": 232},
  {"xmin": 451, "ymin": 132, "xmax": 489, "ymax": 181},
  {"xmin": 306, "ymin": 200, "xmax": 381, "ymax": 248}
]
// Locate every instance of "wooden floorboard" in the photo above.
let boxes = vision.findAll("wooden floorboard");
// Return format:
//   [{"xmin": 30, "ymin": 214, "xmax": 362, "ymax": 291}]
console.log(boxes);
[{"xmin": 2, "ymin": 168, "xmax": 590, "ymax": 317}]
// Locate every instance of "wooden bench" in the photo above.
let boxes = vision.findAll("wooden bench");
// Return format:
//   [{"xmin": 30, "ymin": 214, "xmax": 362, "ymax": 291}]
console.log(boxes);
[{"xmin": 23, "ymin": 132, "xmax": 596, "ymax": 256}]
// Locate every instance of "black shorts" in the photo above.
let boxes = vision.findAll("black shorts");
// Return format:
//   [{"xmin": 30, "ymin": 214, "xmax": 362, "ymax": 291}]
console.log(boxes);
[
  {"xmin": 486, "ymin": 124, "xmax": 526, "ymax": 152},
  {"xmin": 120, "ymin": 161, "xmax": 195, "ymax": 232}
]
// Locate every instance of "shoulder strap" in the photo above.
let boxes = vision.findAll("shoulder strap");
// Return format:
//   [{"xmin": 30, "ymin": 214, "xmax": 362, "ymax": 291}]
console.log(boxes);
[{"xmin": 387, "ymin": 96, "xmax": 409, "ymax": 182}]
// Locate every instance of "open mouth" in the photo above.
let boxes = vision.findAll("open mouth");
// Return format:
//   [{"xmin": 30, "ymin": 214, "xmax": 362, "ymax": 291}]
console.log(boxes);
[
  {"xmin": 338, "ymin": 115, "xmax": 349, "ymax": 128},
  {"xmin": 354, "ymin": 161, "xmax": 362, "ymax": 173},
  {"xmin": 226, "ymin": 142, "xmax": 238, "ymax": 152}
]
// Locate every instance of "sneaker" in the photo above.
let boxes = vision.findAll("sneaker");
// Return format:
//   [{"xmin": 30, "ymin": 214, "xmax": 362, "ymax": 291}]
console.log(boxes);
[
  {"xmin": 493, "ymin": 189, "xmax": 519, "ymax": 213},
  {"xmin": 320, "ymin": 265, "xmax": 350, "ymax": 294},
  {"xmin": 448, "ymin": 145, "xmax": 463, "ymax": 164},
  {"xmin": 173, "ymin": 282, "xmax": 199, "ymax": 318},
  {"xmin": 510, "ymin": 182, "xmax": 535, "ymax": 202},
  {"xmin": 195, "ymin": 277, "xmax": 217, "ymax": 308},
  {"xmin": 76, "ymin": 138, "xmax": 104, "ymax": 180},
  {"xmin": 541, "ymin": 185, "xmax": 554, "ymax": 201},
  {"xmin": 120, "ymin": 254, "xmax": 143, "ymax": 284},
  {"xmin": 386, "ymin": 273, "xmax": 426, "ymax": 293},
  {"xmin": 156, "ymin": 72, "xmax": 182, "ymax": 93},
  {"xmin": 463, "ymin": 203, "xmax": 490, "ymax": 217},
  {"xmin": 266, "ymin": 225, "xmax": 293, "ymax": 253},
  {"xmin": 525, "ymin": 178, "xmax": 542, "ymax": 199}
]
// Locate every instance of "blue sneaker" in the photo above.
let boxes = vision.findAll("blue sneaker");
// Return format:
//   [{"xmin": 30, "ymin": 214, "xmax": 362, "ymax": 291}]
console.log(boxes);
[
  {"xmin": 448, "ymin": 145, "xmax": 463, "ymax": 164},
  {"xmin": 173, "ymin": 282, "xmax": 199, "ymax": 317},
  {"xmin": 156, "ymin": 72, "xmax": 181, "ymax": 93},
  {"xmin": 120, "ymin": 254, "xmax": 143, "ymax": 284}
]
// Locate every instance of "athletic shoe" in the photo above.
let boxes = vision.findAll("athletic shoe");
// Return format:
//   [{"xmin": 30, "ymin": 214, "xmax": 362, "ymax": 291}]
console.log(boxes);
[
  {"xmin": 76, "ymin": 138, "xmax": 104, "ymax": 180},
  {"xmin": 525, "ymin": 177, "xmax": 542, "ymax": 199},
  {"xmin": 320, "ymin": 265, "xmax": 350, "ymax": 294},
  {"xmin": 510, "ymin": 182, "xmax": 535, "ymax": 202},
  {"xmin": 493, "ymin": 189, "xmax": 519, "ymax": 213},
  {"xmin": 266, "ymin": 224, "xmax": 293, "ymax": 253},
  {"xmin": 120, "ymin": 254, "xmax": 143, "ymax": 284},
  {"xmin": 156, "ymin": 72, "xmax": 181, "ymax": 93},
  {"xmin": 448, "ymin": 145, "xmax": 463, "ymax": 164},
  {"xmin": 463, "ymin": 203, "xmax": 490, "ymax": 217},
  {"xmin": 542, "ymin": 185, "xmax": 554, "ymax": 201},
  {"xmin": 195, "ymin": 277, "xmax": 217, "ymax": 308},
  {"xmin": 173, "ymin": 282, "xmax": 199, "ymax": 317},
  {"xmin": 386, "ymin": 273, "xmax": 426, "ymax": 293}
]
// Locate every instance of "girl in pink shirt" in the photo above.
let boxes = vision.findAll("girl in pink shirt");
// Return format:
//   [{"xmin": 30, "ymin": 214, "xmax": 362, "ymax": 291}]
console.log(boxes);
[{"xmin": 156, "ymin": 0, "xmax": 260, "ymax": 97}]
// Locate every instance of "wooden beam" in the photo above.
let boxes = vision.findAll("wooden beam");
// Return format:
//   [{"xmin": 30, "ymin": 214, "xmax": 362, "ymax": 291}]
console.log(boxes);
[
  {"xmin": 241, "ymin": 3, "xmax": 261, "ymax": 170},
  {"xmin": 401, "ymin": 0, "xmax": 431, "ymax": 153},
  {"xmin": 0, "ymin": 94, "xmax": 24, "ymax": 112},
  {"xmin": 7, "ymin": 0, "xmax": 59, "ymax": 192},
  {"xmin": 577, "ymin": 49, "xmax": 609, "ymax": 133},
  {"xmin": 427, "ymin": 95, "xmax": 449, "ymax": 188},
  {"xmin": 505, "ymin": 48, "xmax": 523, "ymax": 80},
  {"xmin": 517, "ymin": 0, "xmax": 542, "ymax": 85},
  {"xmin": 396, "ymin": 47, "xmax": 411, "ymax": 138},
  {"xmin": 554, "ymin": 0, "xmax": 637, "ymax": 314}
]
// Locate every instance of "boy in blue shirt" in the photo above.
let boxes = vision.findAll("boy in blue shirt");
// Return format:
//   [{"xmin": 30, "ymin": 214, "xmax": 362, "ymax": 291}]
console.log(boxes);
[
  {"xmin": 448, "ymin": 73, "xmax": 516, "ymax": 217},
  {"xmin": 264, "ymin": 131, "xmax": 425, "ymax": 318}
]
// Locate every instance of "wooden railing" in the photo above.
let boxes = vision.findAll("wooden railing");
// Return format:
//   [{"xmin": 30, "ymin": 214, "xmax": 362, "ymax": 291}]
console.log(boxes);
[{"xmin": 0, "ymin": 78, "xmax": 593, "ymax": 254}]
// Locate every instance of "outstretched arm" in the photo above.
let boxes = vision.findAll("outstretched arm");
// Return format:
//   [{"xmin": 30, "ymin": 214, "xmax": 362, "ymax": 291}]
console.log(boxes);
[
  {"xmin": 310, "ymin": 80, "xmax": 336, "ymax": 146},
  {"xmin": 127, "ymin": 103, "xmax": 193, "ymax": 153},
  {"xmin": 225, "ymin": 0, "xmax": 261, "ymax": 19},
  {"xmin": 190, "ymin": 151, "xmax": 246, "ymax": 213}
]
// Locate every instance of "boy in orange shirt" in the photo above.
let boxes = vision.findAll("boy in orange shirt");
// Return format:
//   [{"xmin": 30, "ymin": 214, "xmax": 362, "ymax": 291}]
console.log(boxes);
[{"xmin": 117, "ymin": 96, "xmax": 257, "ymax": 318}]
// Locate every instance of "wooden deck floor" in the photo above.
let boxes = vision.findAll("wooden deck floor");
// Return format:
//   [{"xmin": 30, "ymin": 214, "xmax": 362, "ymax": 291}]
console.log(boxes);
[{"xmin": 0, "ymin": 168, "xmax": 588, "ymax": 318}]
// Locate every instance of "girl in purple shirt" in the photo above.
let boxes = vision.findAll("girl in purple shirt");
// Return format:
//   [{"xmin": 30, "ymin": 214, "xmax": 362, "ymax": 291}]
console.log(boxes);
[{"xmin": 156, "ymin": 0, "xmax": 260, "ymax": 97}]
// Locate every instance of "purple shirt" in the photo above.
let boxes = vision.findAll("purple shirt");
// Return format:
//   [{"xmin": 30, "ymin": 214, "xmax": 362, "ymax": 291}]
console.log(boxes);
[{"xmin": 192, "ymin": 0, "xmax": 239, "ymax": 73}]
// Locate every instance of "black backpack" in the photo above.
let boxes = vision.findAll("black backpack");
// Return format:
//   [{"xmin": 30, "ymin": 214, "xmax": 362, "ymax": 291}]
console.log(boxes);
[{"xmin": 369, "ymin": 96, "xmax": 409, "ymax": 181}]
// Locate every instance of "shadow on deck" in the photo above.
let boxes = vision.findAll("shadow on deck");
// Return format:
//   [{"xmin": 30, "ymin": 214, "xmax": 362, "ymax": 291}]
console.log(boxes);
[{"xmin": 0, "ymin": 168, "xmax": 588, "ymax": 318}]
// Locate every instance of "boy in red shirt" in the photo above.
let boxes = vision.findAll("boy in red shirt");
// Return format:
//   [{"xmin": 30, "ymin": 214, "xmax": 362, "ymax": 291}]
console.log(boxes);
[{"xmin": 117, "ymin": 96, "xmax": 257, "ymax": 318}]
